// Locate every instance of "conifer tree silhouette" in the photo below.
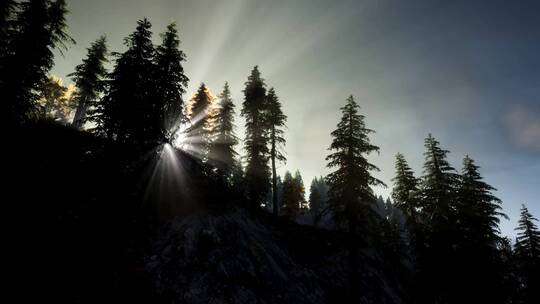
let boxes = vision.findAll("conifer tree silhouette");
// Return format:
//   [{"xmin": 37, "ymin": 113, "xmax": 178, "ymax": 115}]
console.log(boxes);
[
  {"xmin": 1, "ymin": 0, "xmax": 73, "ymax": 124},
  {"xmin": 453, "ymin": 155, "xmax": 508, "ymax": 303},
  {"xmin": 514, "ymin": 205, "xmax": 540, "ymax": 303},
  {"xmin": 392, "ymin": 153, "xmax": 420, "ymax": 233},
  {"xmin": 207, "ymin": 82, "xmax": 239, "ymax": 181},
  {"xmin": 99, "ymin": 19, "xmax": 157, "ymax": 144},
  {"xmin": 70, "ymin": 36, "xmax": 108, "ymax": 129},
  {"xmin": 417, "ymin": 134, "xmax": 460, "ymax": 303},
  {"xmin": 266, "ymin": 87, "xmax": 287, "ymax": 216},
  {"xmin": 325, "ymin": 95, "xmax": 384, "ymax": 235},
  {"xmin": 187, "ymin": 83, "xmax": 214, "ymax": 159},
  {"xmin": 241, "ymin": 66, "xmax": 270, "ymax": 208},
  {"xmin": 154, "ymin": 22, "xmax": 188, "ymax": 141}
]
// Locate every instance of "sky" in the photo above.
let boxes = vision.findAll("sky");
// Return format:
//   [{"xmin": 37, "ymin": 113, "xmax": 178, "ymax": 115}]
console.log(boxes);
[{"xmin": 51, "ymin": 0, "xmax": 540, "ymax": 237}]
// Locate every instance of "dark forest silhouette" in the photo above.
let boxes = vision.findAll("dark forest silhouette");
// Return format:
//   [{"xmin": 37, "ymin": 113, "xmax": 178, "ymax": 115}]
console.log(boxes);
[{"xmin": 2, "ymin": 1, "xmax": 539, "ymax": 303}]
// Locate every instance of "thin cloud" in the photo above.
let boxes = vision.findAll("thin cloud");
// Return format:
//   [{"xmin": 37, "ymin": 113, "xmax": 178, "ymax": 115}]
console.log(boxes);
[{"xmin": 505, "ymin": 106, "xmax": 540, "ymax": 152}]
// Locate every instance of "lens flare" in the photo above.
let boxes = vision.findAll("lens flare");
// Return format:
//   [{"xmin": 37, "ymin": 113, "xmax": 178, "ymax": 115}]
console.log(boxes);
[{"xmin": 143, "ymin": 142, "xmax": 192, "ymax": 215}]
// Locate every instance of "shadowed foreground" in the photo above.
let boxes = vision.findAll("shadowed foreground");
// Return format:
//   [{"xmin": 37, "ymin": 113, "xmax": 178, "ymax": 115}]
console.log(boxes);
[
  {"xmin": 5, "ymin": 122, "xmax": 405, "ymax": 303},
  {"xmin": 149, "ymin": 208, "xmax": 406, "ymax": 304}
]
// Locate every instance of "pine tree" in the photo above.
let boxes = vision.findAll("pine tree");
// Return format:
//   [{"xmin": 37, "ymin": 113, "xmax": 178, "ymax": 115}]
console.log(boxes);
[
  {"xmin": 241, "ymin": 66, "xmax": 270, "ymax": 208},
  {"xmin": 1, "ymin": 0, "xmax": 73, "ymax": 124},
  {"xmin": 498, "ymin": 237, "xmax": 520, "ymax": 303},
  {"xmin": 309, "ymin": 177, "xmax": 323, "ymax": 215},
  {"xmin": 186, "ymin": 83, "xmax": 214, "ymax": 159},
  {"xmin": 281, "ymin": 171, "xmax": 296, "ymax": 217},
  {"xmin": 515, "ymin": 205, "xmax": 540, "ymax": 261},
  {"xmin": 309, "ymin": 176, "xmax": 330, "ymax": 225},
  {"xmin": 375, "ymin": 195, "xmax": 387, "ymax": 217},
  {"xmin": 457, "ymin": 156, "xmax": 506, "ymax": 246},
  {"xmin": 266, "ymin": 87, "xmax": 287, "ymax": 216},
  {"xmin": 154, "ymin": 22, "xmax": 188, "ymax": 141},
  {"xmin": 420, "ymin": 134, "xmax": 459, "ymax": 221},
  {"xmin": 69, "ymin": 36, "xmax": 108, "ymax": 129},
  {"xmin": 453, "ymin": 155, "xmax": 508, "ymax": 303},
  {"xmin": 207, "ymin": 82, "xmax": 238, "ymax": 179},
  {"xmin": 418, "ymin": 134, "xmax": 460, "ymax": 303},
  {"xmin": 514, "ymin": 205, "xmax": 540, "ymax": 303},
  {"xmin": 378, "ymin": 197, "xmax": 408, "ymax": 264},
  {"xmin": 294, "ymin": 170, "xmax": 307, "ymax": 211},
  {"xmin": 386, "ymin": 197, "xmax": 406, "ymax": 230},
  {"xmin": 392, "ymin": 153, "xmax": 420, "ymax": 226},
  {"xmin": 281, "ymin": 170, "xmax": 306, "ymax": 218},
  {"xmin": 99, "ymin": 18, "xmax": 157, "ymax": 144},
  {"xmin": 325, "ymin": 96, "xmax": 384, "ymax": 302},
  {"xmin": 325, "ymin": 95, "xmax": 384, "ymax": 234},
  {"xmin": 275, "ymin": 175, "xmax": 284, "ymax": 210},
  {"xmin": 391, "ymin": 153, "xmax": 422, "ymax": 256}
]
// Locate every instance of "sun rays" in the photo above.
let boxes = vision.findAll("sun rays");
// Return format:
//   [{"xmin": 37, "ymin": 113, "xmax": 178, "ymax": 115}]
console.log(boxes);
[
  {"xmin": 142, "ymin": 142, "xmax": 191, "ymax": 215},
  {"xmin": 173, "ymin": 84, "xmax": 223, "ymax": 162}
]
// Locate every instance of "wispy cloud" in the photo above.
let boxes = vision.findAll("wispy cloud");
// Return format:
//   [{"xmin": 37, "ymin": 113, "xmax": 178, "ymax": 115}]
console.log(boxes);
[{"xmin": 505, "ymin": 106, "xmax": 540, "ymax": 152}]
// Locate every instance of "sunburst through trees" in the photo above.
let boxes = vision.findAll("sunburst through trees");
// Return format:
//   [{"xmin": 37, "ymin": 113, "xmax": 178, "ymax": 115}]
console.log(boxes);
[{"xmin": 3, "ymin": 4, "xmax": 540, "ymax": 303}]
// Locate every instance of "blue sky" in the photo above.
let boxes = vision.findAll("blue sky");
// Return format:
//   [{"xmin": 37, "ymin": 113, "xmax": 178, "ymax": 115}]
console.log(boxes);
[{"xmin": 52, "ymin": 0, "xmax": 540, "ymax": 237}]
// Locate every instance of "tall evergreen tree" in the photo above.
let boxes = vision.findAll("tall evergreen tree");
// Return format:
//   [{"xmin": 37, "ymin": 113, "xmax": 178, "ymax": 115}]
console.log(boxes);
[
  {"xmin": 241, "ymin": 66, "xmax": 270, "ymax": 208},
  {"xmin": 498, "ymin": 236, "xmax": 520, "ymax": 303},
  {"xmin": 392, "ymin": 153, "xmax": 420, "ymax": 227},
  {"xmin": 325, "ymin": 96, "xmax": 384, "ymax": 302},
  {"xmin": 374, "ymin": 195, "xmax": 394, "ymax": 219},
  {"xmin": 420, "ymin": 134, "xmax": 459, "ymax": 220},
  {"xmin": 154, "ymin": 22, "xmax": 188, "ymax": 141},
  {"xmin": 309, "ymin": 179, "xmax": 320, "ymax": 209},
  {"xmin": 514, "ymin": 205, "xmax": 540, "ymax": 303},
  {"xmin": 294, "ymin": 170, "xmax": 307, "ymax": 211},
  {"xmin": 99, "ymin": 18, "xmax": 157, "ymax": 144},
  {"xmin": 69, "ymin": 36, "xmax": 108, "ymax": 129},
  {"xmin": 309, "ymin": 177, "xmax": 325, "ymax": 216},
  {"xmin": 515, "ymin": 205, "xmax": 540, "ymax": 261},
  {"xmin": 457, "ymin": 155, "xmax": 506, "ymax": 247},
  {"xmin": 275, "ymin": 175, "xmax": 284, "ymax": 211},
  {"xmin": 377, "ymin": 197, "xmax": 408, "ymax": 264},
  {"xmin": 385, "ymin": 197, "xmax": 406, "ymax": 228},
  {"xmin": 1, "ymin": 0, "xmax": 73, "ymax": 124},
  {"xmin": 453, "ymin": 155, "xmax": 508, "ymax": 303},
  {"xmin": 391, "ymin": 153, "xmax": 422, "ymax": 266},
  {"xmin": 207, "ymin": 82, "xmax": 238, "ymax": 179},
  {"xmin": 186, "ymin": 83, "xmax": 214, "ymax": 159},
  {"xmin": 417, "ymin": 134, "xmax": 460, "ymax": 304},
  {"xmin": 266, "ymin": 87, "xmax": 287, "ymax": 217},
  {"xmin": 310, "ymin": 177, "xmax": 331, "ymax": 226},
  {"xmin": 325, "ymin": 95, "xmax": 384, "ymax": 235}
]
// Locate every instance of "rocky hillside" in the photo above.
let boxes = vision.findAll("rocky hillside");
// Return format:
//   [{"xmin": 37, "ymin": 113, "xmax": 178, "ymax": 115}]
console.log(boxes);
[{"xmin": 148, "ymin": 208, "xmax": 407, "ymax": 304}]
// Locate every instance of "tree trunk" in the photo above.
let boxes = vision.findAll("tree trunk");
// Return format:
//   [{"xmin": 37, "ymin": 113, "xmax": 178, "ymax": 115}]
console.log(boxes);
[
  {"xmin": 72, "ymin": 98, "xmax": 87, "ymax": 129},
  {"xmin": 348, "ymin": 213, "xmax": 359, "ymax": 303},
  {"xmin": 271, "ymin": 127, "xmax": 278, "ymax": 217}
]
